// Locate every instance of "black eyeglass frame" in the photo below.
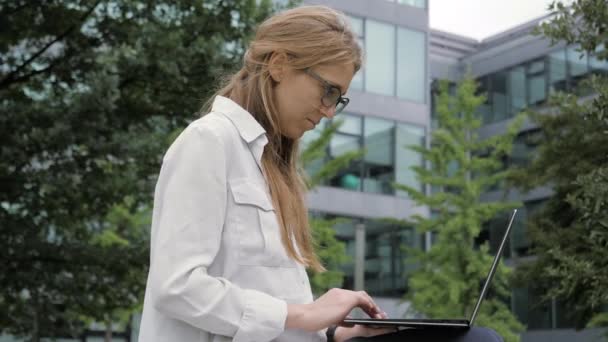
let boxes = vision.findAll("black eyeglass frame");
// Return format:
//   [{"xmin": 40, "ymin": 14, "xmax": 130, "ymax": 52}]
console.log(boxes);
[{"xmin": 304, "ymin": 68, "xmax": 350, "ymax": 113}]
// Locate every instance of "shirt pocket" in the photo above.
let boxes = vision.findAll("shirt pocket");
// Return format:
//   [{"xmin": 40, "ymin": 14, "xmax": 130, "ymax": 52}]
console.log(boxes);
[{"xmin": 229, "ymin": 178, "xmax": 295, "ymax": 268}]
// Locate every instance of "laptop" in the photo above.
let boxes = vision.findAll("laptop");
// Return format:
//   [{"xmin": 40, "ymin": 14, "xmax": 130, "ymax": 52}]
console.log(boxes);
[{"xmin": 342, "ymin": 209, "xmax": 518, "ymax": 329}]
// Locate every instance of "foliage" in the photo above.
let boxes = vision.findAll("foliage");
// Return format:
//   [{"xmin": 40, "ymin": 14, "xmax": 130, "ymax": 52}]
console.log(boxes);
[
  {"xmin": 398, "ymin": 77, "xmax": 525, "ymax": 342},
  {"xmin": 513, "ymin": 0, "xmax": 608, "ymax": 331},
  {"xmin": 0, "ymin": 0, "xmax": 276, "ymax": 339}
]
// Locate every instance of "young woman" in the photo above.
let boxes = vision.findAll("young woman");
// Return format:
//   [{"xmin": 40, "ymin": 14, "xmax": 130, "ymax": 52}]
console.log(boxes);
[
  {"xmin": 139, "ymin": 5, "xmax": 503, "ymax": 342},
  {"xmin": 138, "ymin": 5, "xmax": 390, "ymax": 342}
]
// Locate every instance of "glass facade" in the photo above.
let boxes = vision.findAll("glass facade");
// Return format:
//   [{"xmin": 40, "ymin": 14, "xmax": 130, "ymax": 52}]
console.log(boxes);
[
  {"xmin": 512, "ymin": 286, "xmax": 554, "ymax": 330},
  {"xmin": 348, "ymin": 16, "xmax": 427, "ymax": 103},
  {"xmin": 467, "ymin": 45, "xmax": 608, "ymax": 333},
  {"xmin": 512, "ymin": 287, "xmax": 579, "ymax": 330},
  {"xmin": 476, "ymin": 45, "xmax": 608, "ymax": 124},
  {"xmin": 309, "ymin": 5, "xmax": 608, "ymax": 337},
  {"xmin": 302, "ymin": 114, "xmax": 425, "ymax": 197},
  {"xmin": 323, "ymin": 214, "xmax": 421, "ymax": 296},
  {"xmin": 479, "ymin": 199, "xmax": 582, "ymax": 330},
  {"xmin": 510, "ymin": 129, "xmax": 542, "ymax": 168},
  {"xmin": 385, "ymin": 0, "xmax": 427, "ymax": 9},
  {"xmin": 481, "ymin": 200, "xmax": 545, "ymax": 259}
]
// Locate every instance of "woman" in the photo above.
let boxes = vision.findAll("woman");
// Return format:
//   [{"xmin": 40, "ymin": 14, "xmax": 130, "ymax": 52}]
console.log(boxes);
[
  {"xmin": 138, "ymin": 5, "xmax": 503, "ymax": 342},
  {"xmin": 139, "ymin": 5, "xmax": 389, "ymax": 342}
]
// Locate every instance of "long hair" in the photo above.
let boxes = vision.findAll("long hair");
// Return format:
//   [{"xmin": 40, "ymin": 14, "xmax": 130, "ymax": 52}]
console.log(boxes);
[{"xmin": 205, "ymin": 5, "xmax": 362, "ymax": 272}]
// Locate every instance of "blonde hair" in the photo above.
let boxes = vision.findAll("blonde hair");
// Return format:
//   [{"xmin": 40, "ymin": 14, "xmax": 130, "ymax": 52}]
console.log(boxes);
[{"xmin": 206, "ymin": 5, "xmax": 362, "ymax": 271}]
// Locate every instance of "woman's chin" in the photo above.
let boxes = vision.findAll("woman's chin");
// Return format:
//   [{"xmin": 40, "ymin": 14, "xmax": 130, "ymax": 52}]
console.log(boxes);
[{"xmin": 280, "ymin": 130, "xmax": 303, "ymax": 140}]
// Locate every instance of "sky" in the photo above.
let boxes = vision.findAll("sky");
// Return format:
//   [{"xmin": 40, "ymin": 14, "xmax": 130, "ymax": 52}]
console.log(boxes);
[{"xmin": 429, "ymin": 0, "xmax": 556, "ymax": 41}]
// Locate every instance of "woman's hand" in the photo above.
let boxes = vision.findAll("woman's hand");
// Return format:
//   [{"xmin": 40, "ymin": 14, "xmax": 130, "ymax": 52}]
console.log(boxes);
[{"xmin": 285, "ymin": 288, "xmax": 386, "ymax": 332}]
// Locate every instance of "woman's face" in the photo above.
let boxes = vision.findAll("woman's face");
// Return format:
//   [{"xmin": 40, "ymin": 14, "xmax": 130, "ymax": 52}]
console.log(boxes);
[{"xmin": 272, "ymin": 61, "xmax": 355, "ymax": 139}]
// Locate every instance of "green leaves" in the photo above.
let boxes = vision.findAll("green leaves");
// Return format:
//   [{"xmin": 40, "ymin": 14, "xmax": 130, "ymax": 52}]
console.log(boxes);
[
  {"xmin": 513, "ymin": 0, "xmax": 608, "ymax": 329},
  {"xmin": 399, "ymin": 76, "xmax": 524, "ymax": 342},
  {"xmin": 308, "ymin": 218, "xmax": 351, "ymax": 294},
  {"xmin": 0, "ymin": 0, "xmax": 276, "ymax": 339}
]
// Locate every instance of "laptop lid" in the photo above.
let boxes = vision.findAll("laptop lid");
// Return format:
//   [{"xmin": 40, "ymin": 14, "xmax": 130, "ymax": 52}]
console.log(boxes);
[
  {"xmin": 468, "ymin": 209, "xmax": 518, "ymax": 325},
  {"xmin": 341, "ymin": 209, "xmax": 518, "ymax": 328}
]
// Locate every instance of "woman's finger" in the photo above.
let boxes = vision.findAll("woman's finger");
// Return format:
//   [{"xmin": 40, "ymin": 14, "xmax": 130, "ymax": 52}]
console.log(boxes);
[{"xmin": 356, "ymin": 291, "xmax": 383, "ymax": 317}]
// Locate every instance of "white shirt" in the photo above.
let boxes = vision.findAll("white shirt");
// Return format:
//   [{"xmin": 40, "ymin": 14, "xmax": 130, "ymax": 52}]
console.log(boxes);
[{"xmin": 139, "ymin": 96, "xmax": 325, "ymax": 342}]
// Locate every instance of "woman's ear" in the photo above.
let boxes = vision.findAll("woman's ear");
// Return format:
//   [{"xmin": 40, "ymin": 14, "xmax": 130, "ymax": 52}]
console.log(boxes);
[{"xmin": 268, "ymin": 52, "xmax": 288, "ymax": 83}]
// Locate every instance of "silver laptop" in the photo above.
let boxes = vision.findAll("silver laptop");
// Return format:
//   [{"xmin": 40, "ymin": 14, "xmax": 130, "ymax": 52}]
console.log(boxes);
[{"xmin": 342, "ymin": 209, "xmax": 518, "ymax": 329}]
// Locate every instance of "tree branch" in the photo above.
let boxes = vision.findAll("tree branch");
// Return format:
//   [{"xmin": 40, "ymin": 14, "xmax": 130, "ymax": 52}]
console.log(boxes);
[
  {"xmin": 0, "ymin": 0, "xmax": 102, "ymax": 90},
  {"xmin": 0, "ymin": 57, "xmax": 60, "ymax": 89}
]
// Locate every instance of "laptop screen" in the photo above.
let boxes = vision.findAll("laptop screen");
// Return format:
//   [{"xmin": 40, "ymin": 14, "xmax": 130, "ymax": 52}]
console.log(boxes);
[{"xmin": 468, "ymin": 209, "xmax": 518, "ymax": 325}]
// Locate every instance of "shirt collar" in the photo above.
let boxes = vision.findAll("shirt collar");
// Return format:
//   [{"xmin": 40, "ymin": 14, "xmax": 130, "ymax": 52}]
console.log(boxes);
[{"xmin": 212, "ymin": 95, "xmax": 267, "ymax": 144}]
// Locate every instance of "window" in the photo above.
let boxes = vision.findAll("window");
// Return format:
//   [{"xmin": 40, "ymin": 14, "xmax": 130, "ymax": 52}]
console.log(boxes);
[
  {"xmin": 328, "ymin": 114, "xmax": 363, "ymax": 191},
  {"xmin": 566, "ymin": 45, "xmax": 589, "ymax": 94},
  {"xmin": 481, "ymin": 212, "xmax": 512, "ymax": 258},
  {"xmin": 348, "ymin": 16, "xmax": 426, "ymax": 102},
  {"xmin": 510, "ymin": 129, "xmax": 541, "ymax": 168},
  {"xmin": 311, "ymin": 114, "xmax": 425, "ymax": 196},
  {"xmin": 300, "ymin": 119, "xmax": 326, "ymax": 180},
  {"xmin": 526, "ymin": 59, "xmax": 547, "ymax": 106},
  {"xmin": 476, "ymin": 76, "xmax": 493, "ymax": 124},
  {"xmin": 327, "ymin": 214, "xmax": 418, "ymax": 297},
  {"xmin": 364, "ymin": 219, "xmax": 415, "ymax": 296},
  {"xmin": 397, "ymin": 27, "xmax": 426, "ymax": 103},
  {"xmin": 512, "ymin": 287, "xmax": 554, "ymax": 330},
  {"xmin": 548, "ymin": 49, "xmax": 568, "ymax": 93},
  {"xmin": 590, "ymin": 45, "xmax": 608, "ymax": 74},
  {"xmin": 348, "ymin": 16, "xmax": 365, "ymax": 91},
  {"xmin": 476, "ymin": 44, "xmax": 608, "ymax": 125},
  {"xmin": 508, "ymin": 66, "xmax": 527, "ymax": 115},
  {"xmin": 395, "ymin": 123, "xmax": 425, "ymax": 197},
  {"xmin": 398, "ymin": 0, "xmax": 426, "ymax": 8},
  {"xmin": 567, "ymin": 45, "xmax": 589, "ymax": 78},
  {"xmin": 363, "ymin": 117, "xmax": 394, "ymax": 194},
  {"xmin": 337, "ymin": 114, "xmax": 363, "ymax": 136},
  {"xmin": 365, "ymin": 20, "xmax": 395, "ymax": 96},
  {"xmin": 567, "ymin": 45, "xmax": 591, "ymax": 95},
  {"xmin": 490, "ymin": 71, "xmax": 508, "ymax": 122}
]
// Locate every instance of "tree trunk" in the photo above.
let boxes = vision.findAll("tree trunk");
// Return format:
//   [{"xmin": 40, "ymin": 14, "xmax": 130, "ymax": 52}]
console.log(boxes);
[
  {"xmin": 31, "ymin": 292, "xmax": 40, "ymax": 342},
  {"xmin": 105, "ymin": 317, "xmax": 113, "ymax": 342}
]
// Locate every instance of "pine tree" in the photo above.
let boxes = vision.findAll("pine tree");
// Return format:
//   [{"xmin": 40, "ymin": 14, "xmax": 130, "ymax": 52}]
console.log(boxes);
[{"xmin": 396, "ymin": 77, "xmax": 525, "ymax": 342}]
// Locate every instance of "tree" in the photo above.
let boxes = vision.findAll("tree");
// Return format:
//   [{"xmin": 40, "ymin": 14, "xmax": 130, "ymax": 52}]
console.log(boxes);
[
  {"xmin": 396, "ymin": 77, "xmax": 525, "ymax": 342},
  {"xmin": 511, "ymin": 0, "xmax": 608, "ymax": 330},
  {"xmin": 0, "ymin": 0, "xmax": 277, "ymax": 339}
]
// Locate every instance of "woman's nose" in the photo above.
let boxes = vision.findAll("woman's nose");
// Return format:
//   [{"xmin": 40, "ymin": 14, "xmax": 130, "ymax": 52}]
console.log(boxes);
[{"xmin": 321, "ymin": 105, "xmax": 337, "ymax": 119}]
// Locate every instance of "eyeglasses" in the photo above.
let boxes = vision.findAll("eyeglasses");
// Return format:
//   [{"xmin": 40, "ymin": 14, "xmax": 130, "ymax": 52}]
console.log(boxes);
[{"xmin": 304, "ymin": 68, "xmax": 350, "ymax": 114}]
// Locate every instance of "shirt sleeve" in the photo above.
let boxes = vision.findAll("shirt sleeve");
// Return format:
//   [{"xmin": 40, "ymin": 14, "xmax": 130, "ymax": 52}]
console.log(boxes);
[{"xmin": 148, "ymin": 122, "xmax": 287, "ymax": 342}]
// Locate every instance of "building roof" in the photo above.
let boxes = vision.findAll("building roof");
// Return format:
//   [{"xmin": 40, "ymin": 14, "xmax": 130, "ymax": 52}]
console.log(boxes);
[{"xmin": 430, "ymin": 12, "xmax": 554, "ymax": 60}]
